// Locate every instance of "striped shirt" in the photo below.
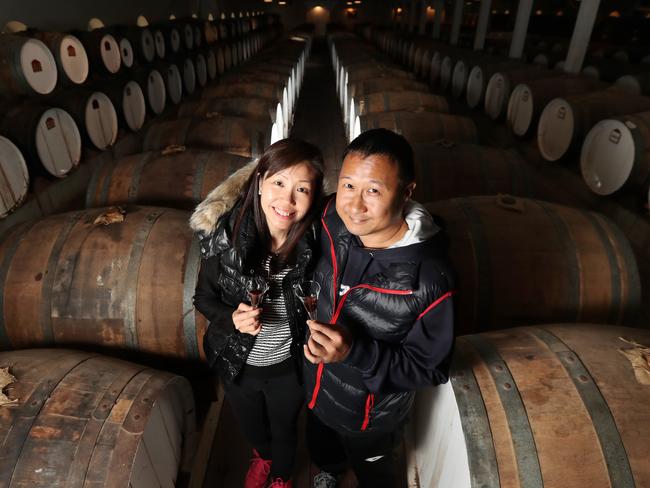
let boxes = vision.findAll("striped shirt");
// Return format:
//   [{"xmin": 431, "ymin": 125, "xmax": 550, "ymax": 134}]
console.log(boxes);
[{"xmin": 246, "ymin": 255, "xmax": 293, "ymax": 367}]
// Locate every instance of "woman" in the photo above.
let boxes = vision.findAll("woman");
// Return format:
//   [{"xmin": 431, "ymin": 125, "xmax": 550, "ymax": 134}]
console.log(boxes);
[{"xmin": 192, "ymin": 139, "xmax": 325, "ymax": 488}]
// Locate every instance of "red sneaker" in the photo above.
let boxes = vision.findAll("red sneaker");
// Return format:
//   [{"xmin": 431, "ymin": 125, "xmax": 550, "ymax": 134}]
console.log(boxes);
[
  {"xmin": 244, "ymin": 449, "xmax": 272, "ymax": 488},
  {"xmin": 268, "ymin": 478, "xmax": 293, "ymax": 488}
]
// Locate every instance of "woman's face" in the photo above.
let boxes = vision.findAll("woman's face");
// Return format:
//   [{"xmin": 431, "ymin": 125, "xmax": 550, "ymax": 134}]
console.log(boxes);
[{"xmin": 259, "ymin": 162, "xmax": 316, "ymax": 239}]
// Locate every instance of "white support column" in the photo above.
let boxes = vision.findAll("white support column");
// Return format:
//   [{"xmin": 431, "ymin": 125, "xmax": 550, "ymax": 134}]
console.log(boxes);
[
  {"xmin": 564, "ymin": 0, "xmax": 601, "ymax": 74},
  {"xmin": 450, "ymin": 0, "xmax": 464, "ymax": 46},
  {"xmin": 473, "ymin": 0, "xmax": 493, "ymax": 50},
  {"xmin": 418, "ymin": 1, "xmax": 428, "ymax": 35},
  {"xmin": 508, "ymin": 0, "xmax": 534, "ymax": 59},
  {"xmin": 432, "ymin": 0, "xmax": 444, "ymax": 39},
  {"xmin": 408, "ymin": 0, "xmax": 419, "ymax": 33}
]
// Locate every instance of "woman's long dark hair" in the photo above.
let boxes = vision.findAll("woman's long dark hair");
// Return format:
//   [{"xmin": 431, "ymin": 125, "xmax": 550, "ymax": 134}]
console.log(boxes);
[{"xmin": 233, "ymin": 139, "xmax": 324, "ymax": 263}]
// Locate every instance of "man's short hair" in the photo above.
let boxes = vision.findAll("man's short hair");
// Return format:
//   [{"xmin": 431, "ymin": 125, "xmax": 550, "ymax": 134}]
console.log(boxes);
[{"xmin": 342, "ymin": 129, "xmax": 415, "ymax": 187}]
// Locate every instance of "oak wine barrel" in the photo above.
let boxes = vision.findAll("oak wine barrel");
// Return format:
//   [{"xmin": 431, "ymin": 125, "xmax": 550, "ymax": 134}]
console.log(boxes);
[
  {"xmin": 440, "ymin": 49, "xmax": 471, "ymax": 92},
  {"xmin": 346, "ymin": 78, "xmax": 429, "ymax": 124},
  {"xmin": 157, "ymin": 24, "xmax": 181, "ymax": 57},
  {"xmin": 194, "ymin": 52, "xmax": 208, "ymax": 87},
  {"xmin": 507, "ymin": 76, "xmax": 607, "ymax": 138},
  {"xmin": 424, "ymin": 196, "xmax": 641, "ymax": 334},
  {"xmin": 580, "ymin": 111, "xmax": 650, "ymax": 203},
  {"xmin": 118, "ymin": 26, "xmax": 156, "ymax": 64},
  {"xmin": 341, "ymin": 63, "xmax": 413, "ymax": 106},
  {"xmin": 201, "ymin": 80, "xmax": 288, "ymax": 123},
  {"xmin": 201, "ymin": 80, "xmax": 285, "ymax": 102},
  {"xmin": 180, "ymin": 57, "xmax": 196, "ymax": 95},
  {"xmin": 582, "ymin": 59, "xmax": 643, "ymax": 83},
  {"xmin": 142, "ymin": 115, "xmax": 272, "ymax": 157},
  {"xmin": 132, "ymin": 67, "xmax": 167, "ymax": 115},
  {"xmin": 0, "ymin": 206, "xmax": 207, "ymax": 358},
  {"xmin": 484, "ymin": 66, "xmax": 551, "ymax": 120},
  {"xmin": 204, "ymin": 48, "xmax": 217, "ymax": 80},
  {"xmin": 53, "ymin": 89, "xmax": 118, "ymax": 151},
  {"xmin": 0, "ymin": 136, "xmax": 29, "ymax": 218},
  {"xmin": 0, "ymin": 104, "xmax": 81, "ymax": 178},
  {"xmin": 86, "ymin": 148, "xmax": 250, "ymax": 209},
  {"xmin": 153, "ymin": 28, "xmax": 167, "ymax": 58},
  {"xmin": 344, "ymin": 65, "xmax": 413, "ymax": 87},
  {"xmin": 0, "ymin": 34, "xmax": 58, "ymax": 97},
  {"xmin": 0, "ymin": 348, "xmax": 196, "ymax": 487},
  {"xmin": 101, "ymin": 78, "xmax": 147, "ymax": 132},
  {"xmin": 32, "ymin": 32, "xmax": 89, "ymax": 86},
  {"xmin": 159, "ymin": 62, "xmax": 183, "ymax": 106},
  {"xmin": 615, "ymin": 72, "xmax": 650, "ymax": 96},
  {"xmin": 411, "ymin": 142, "xmax": 533, "ymax": 203},
  {"xmin": 353, "ymin": 111, "xmax": 478, "ymax": 145},
  {"xmin": 117, "ymin": 36, "xmax": 135, "ymax": 68},
  {"xmin": 349, "ymin": 91, "xmax": 449, "ymax": 139},
  {"xmin": 181, "ymin": 22, "xmax": 194, "ymax": 51},
  {"xmin": 410, "ymin": 324, "xmax": 650, "ymax": 487},
  {"xmin": 176, "ymin": 96, "xmax": 284, "ymax": 138},
  {"xmin": 466, "ymin": 60, "xmax": 522, "ymax": 109},
  {"xmin": 203, "ymin": 20, "xmax": 218, "ymax": 45},
  {"xmin": 537, "ymin": 90, "xmax": 650, "ymax": 162},
  {"xmin": 429, "ymin": 50, "xmax": 444, "ymax": 85},
  {"xmin": 78, "ymin": 30, "xmax": 121, "ymax": 76}
]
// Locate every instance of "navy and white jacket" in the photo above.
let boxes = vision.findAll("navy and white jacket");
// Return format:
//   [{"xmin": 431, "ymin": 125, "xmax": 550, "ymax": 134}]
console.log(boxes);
[{"xmin": 303, "ymin": 195, "xmax": 455, "ymax": 435}]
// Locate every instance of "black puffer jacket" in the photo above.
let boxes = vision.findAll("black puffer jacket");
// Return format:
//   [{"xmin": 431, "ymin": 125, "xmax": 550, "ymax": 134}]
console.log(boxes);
[
  {"xmin": 193, "ymin": 200, "xmax": 316, "ymax": 383},
  {"xmin": 304, "ymin": 196, "xmax": 455, "ymax": 434}
]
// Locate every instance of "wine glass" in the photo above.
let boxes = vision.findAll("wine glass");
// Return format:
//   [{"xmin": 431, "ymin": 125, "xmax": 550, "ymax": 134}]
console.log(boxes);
[
  {"xmin": 246, "ymin": 275, "xmax": 269, "ymax": 308},
  {"xmin": 293, "ymin": 280, "xmax": 321, "ymax": 320}
]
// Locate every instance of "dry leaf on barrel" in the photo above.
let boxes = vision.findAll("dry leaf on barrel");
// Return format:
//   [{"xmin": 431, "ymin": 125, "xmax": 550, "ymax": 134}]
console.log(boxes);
[
  {"xmin": 94, "ymin": 206, "xmax": 126, "ymax": 226},
  {"xmin": 618, "ymin": 337, "xmax": 650, "ymax": 386},
  {"xmin": 0, "ymin": 367, "xmax": 18, "ymax": 407},
  {"xmin": 161, "ymin": 144, "xmax": 186, "ymax": 155}
]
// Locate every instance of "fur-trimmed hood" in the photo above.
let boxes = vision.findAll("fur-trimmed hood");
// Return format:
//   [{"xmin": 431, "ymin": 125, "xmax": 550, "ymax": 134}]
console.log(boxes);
[{"xmin": 189, "ymin": 159, "xmax": 258, "ymax": 235}]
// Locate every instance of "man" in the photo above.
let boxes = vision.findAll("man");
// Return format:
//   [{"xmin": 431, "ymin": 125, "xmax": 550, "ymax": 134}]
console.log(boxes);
[{"xmin": 303, "ymin": 128, "xmax": 455, "ymax": 488}]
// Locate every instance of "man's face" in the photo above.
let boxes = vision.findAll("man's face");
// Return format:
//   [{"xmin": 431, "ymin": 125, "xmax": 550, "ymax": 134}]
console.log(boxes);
[{"xmin": 335, "ymin": 152, "xmax": 413, "ymax": 248}]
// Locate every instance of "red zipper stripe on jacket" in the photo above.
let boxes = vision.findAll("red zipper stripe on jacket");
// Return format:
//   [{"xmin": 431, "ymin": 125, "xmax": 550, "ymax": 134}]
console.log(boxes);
[
  {"xmin": 320, "ymin": 196, "xmax": 338, "ymax": 311},
  {"xmin": 307, "ymin": 363, "xmax": 324, "ymax": 409},
  {"xmin": 361, "ymin": 393, "xmax": 375, "ymax": 431},
  {"xmin": 416, "ymin": 290, "xmax": 455, "ymax": 320},
  {"xmin": 308, "ymin": 284, "xmax": 413, "ymax": 411},
  {"xmin": 331, "ymin": 284, "xmax": 413, "ymax": 323}
]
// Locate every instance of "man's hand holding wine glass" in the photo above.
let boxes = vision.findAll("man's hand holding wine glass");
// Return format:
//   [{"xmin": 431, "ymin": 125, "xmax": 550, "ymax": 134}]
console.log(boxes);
[{"xmin": 304, "ymin": 320, "xmax": 353, "ymax": 364}]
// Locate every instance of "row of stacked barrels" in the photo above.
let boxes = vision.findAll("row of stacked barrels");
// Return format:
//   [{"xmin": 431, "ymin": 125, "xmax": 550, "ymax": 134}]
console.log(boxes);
[
  {"xmin": 331, "ymin": 32, "xmax": 650, "ymax": 488},
  {"xmin": 0, "ymin": 34, "xmax": 311, "ymax": 487},
  {"xmin": 0, "ymin": 15, "xmax": 282, "ymax": 220},
  {"xmin": 374, "ymin": 30, "xmax": 650, "ymax": 211}
]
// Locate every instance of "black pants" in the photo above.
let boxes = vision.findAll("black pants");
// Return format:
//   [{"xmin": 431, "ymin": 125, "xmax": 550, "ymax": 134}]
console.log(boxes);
[
  {"xmin": 306, "ymin": 411, "xmax": 401, "ymax": 488},
  {"xmin": 225, "ymin": 369, "xmax": 304, "ymax": 481}
]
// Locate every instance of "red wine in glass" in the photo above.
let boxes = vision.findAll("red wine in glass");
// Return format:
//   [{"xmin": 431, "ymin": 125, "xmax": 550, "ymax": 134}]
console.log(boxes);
[
  {"xmin": 294, "ymin": 280, "xmax": 320, "ymax": 320},
  {"xmin": 246, "ymin": 276, "xmax": 269, "ymax": 308},
  {"xmin": 249, "ymin": 289, "xmax": 263, "ymax": 308},
  {"xmin": 302, "ymin": 295, "xmax": 318, "ymax": 320}
]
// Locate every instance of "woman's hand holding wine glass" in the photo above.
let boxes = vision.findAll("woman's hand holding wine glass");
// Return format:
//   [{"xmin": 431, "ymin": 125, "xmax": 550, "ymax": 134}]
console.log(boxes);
[
  {"xmin": 232, "ymin": 303, "xmax": 263, "ymax": 335},
  {"xmin": 232, "ymin": 275, "xmax": 269, "ymax": 336}
]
